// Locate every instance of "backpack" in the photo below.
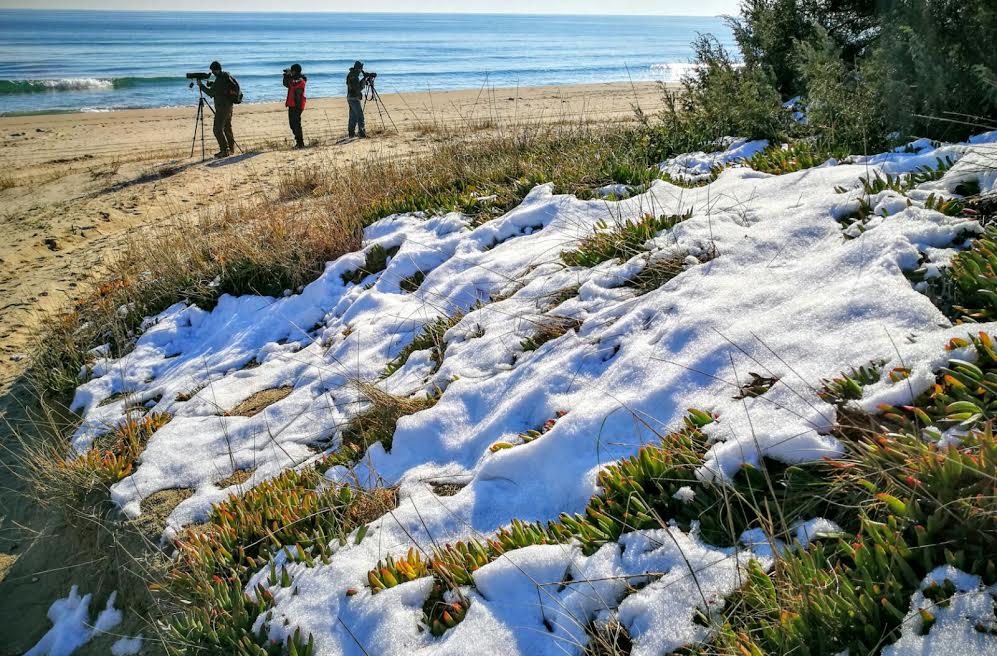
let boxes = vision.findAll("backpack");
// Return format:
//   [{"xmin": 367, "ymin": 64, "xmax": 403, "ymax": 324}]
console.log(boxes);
[{"xmin": 226, "ymin": 74, "xmax": 243, "ymax": 104}]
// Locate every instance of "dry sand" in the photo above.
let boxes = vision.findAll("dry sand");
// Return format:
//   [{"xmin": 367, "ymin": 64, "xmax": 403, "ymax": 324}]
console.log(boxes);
[{"xmin": 0, "ymin": 81, "xmax": 665, "ymax": 651}]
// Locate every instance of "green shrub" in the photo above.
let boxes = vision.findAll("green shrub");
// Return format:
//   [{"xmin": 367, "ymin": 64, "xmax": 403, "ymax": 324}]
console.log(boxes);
[
  {"xmin": 726, "ymin": 0, "xmax": 997, "ymax": 147},
  {"xmin": 795, "ymin": 29, "xmax": 890, "ymax": 152},
  {"xmin": 874, "ymin": 0, "xmax": 997, "ymax": 142},
  {"xmin": 674, "ymin": 35, "xmax": 790, "ymax": 144},
  {"xmin": 728, "ymin": 0, "xmax": 878, "ymax": 98}
]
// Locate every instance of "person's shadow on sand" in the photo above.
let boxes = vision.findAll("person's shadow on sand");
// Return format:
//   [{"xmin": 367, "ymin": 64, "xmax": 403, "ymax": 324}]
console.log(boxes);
[{"xmin": 206, "ymin": 151, "xmax": 260, "ymax": 168}]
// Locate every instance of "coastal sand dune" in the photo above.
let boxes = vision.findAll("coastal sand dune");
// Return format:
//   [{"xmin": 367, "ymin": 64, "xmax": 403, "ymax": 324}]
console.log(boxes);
[{"xmin": 0, "ymin": 81, "xmax": 664, "ymax": 653}]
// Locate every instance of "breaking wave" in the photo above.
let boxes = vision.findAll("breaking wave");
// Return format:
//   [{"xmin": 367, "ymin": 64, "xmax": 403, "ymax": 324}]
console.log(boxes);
[
  {"xmin": 651, "ymin": 61, "xmax": 743, "ymax": 83},
  {"xmin": 650, "ymin": 62, "xmax": 700, "ymax": 83},
  {"xmin": 0, "ymin": 77, "xmax": 174, "ymax": 94}
]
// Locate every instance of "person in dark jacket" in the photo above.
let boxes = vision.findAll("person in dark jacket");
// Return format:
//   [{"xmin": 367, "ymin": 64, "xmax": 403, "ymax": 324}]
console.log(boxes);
[
  {"xmin": 346, "ymin": 61, "xmax": 366, "ymax": 139},
  {"xmin": 197, "ymin": 60, "xmax": 236, "ymax": 157},
  {"xmin": 283, "ymin": 63, "xmax": 307, "ymax": 148}
]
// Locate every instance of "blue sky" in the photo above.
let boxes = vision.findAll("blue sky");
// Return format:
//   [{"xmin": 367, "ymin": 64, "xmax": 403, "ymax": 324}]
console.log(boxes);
[{"xmin": 0, "ymin": 0, "xmax": 742, "ymax": 14}]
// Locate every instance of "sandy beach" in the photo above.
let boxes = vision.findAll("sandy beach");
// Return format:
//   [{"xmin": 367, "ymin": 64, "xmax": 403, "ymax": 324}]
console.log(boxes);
[{"xmin": 0, "ymin": 81, "xmax": 666, "ymax": 394}]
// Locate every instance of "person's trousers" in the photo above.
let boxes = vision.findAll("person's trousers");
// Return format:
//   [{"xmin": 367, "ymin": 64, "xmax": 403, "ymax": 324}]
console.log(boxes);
[
  {"xmin": 348, "ymin": 98, "xmax": 366, "ymax": 137},
  {"xmin": 213, "ymin": 103, "xmax": 235, "ymax": 153},
  {"xmin": 288, "ymin": 107, "xmax": 304, "ymax": 146}
]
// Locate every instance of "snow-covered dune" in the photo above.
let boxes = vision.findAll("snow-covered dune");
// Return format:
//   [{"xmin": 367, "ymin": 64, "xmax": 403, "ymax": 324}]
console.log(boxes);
[{"xmin": 68, "ymin": 133, "xmax": 997, "ymax": 655}]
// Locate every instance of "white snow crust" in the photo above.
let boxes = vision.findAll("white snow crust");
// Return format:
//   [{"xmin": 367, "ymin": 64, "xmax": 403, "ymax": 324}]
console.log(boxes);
[
  {"xmin": 884, "ymin": 566, "xmax": 997, "ymax": 656},
  {"xmin": 26, "ymin": 587, "xmax": 122, "ymax": 656},
  {"xmin": 65, "ymin": 133, "xmax": 997, "ymax": 654},
  {"xmin": 658, "ymin": 137, "xmax": 769, "ymax": 183}
]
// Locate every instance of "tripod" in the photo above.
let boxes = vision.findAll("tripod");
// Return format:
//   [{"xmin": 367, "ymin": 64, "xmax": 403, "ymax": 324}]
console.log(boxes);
[
  {"xmin": 189, "ymin": 84, "xmax": 243, "ymax": 160},
  {"xmin": 190, "ymin": 85, "xmax": 215, "ymax": 161},
  {"xmin": 363, "ymin": 79, "xmax": 398, "ymax": 134}
]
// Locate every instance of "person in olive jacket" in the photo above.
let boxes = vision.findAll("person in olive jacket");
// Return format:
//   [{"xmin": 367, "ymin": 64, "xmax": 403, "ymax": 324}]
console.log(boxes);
[
  {"xmin": 283, "ymin": 63, "xmax": 307, "ymax": 148},
  {"xmin": 196, "ymin": 60, "xmax": 237, "ymax": 157}
]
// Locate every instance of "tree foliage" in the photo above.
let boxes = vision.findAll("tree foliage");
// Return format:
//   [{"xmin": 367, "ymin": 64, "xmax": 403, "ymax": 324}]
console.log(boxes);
[{"xmin": 686, "ymin": 0, "xmax": 997, "ymax": 148}]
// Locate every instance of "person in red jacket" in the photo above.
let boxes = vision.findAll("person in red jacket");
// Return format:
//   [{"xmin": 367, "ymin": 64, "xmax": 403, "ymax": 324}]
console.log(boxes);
[{"xmin": 283, "ymin": 63, "xmax": 307, "ymax": 149}]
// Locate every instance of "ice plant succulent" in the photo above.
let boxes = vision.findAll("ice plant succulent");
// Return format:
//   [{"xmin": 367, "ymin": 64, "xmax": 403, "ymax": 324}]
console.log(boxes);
[
  {"xmin": 560, "ymin": 209, "xmax": 694, "ymax": 268},
  {"xmin": 747, "ymin": 142, "xmax": 846, "ymax": 176},
  {"xmin": 878, "ymin": 332, "xmax": 997, "ymax": 432},
  {"xmin": 818, "ymin": 359, "xmax": 886, "ymax": 404},
  {"xmin": 164, "ymin": 460, "xmax": 396, "ymax": 655},
  {"xmin": 57, "ymin": 412, "xmax": 172, "ymax": 490}
]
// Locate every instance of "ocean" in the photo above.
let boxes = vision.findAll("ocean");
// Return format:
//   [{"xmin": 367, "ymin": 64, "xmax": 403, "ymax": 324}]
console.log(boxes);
[{"xmin": 0, "ymin": 10, "xmax": 734, "ymax": 116}]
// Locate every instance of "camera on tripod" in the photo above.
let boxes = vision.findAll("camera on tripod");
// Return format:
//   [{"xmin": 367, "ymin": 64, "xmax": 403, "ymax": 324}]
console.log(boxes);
[
  {"xmin": 186, "ymin": 71, "xmax": 212, "ymax": 89},
  {"xmin": 361, "ymin": 71, "xmax": 377, "ymax": 87}
]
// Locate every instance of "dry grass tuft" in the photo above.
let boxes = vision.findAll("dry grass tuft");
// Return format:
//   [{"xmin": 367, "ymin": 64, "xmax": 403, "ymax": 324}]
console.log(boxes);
[
  {"xmin": 430, "ymin": 481, "xmax": 466, "ymax": 497},
  {"xmin": 338, "ymin": 382, "xmax": 439, "ymax": 459},
  {"xmin": 225, "ymin": 386, "xmax": 293, "ymax": 417},
  {"xmin": 215, "ymin": 469, "xmax": 253, "ymax": 488},
  {"xmin": 274, "ymin": 166, "xmax": 326, "ymax": 201},
  {"xmin": 521, "ymin": 315, "xmax": 584, "ymax": 352},
  {"xmin": 30, "ymin": 201, "xmax": 362, "ymax": 398},
  {"xmin": 584, "ymin": 621, "xmax": 633, "ymax": 656}
]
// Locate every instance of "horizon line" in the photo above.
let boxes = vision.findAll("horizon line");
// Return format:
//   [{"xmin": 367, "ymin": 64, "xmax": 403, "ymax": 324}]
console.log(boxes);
[{"xmin": 0, "ymin": 7, "xmax": 728, "ymax": 17}]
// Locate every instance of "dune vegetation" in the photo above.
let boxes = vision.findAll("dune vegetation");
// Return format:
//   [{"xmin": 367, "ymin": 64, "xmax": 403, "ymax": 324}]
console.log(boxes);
[{"xmin": 12, "ymin": 1, "xmax": 997, "ymax": 654}]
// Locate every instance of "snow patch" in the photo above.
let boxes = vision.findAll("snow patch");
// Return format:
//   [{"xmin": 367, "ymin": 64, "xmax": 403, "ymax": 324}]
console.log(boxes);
[
  {"xmin": 26, "ymin": 588, "xmax": 122, "ymax": 656},
  {"xmin": 884, "ymin": 566, "xmax": 997, "ymax": 656}
]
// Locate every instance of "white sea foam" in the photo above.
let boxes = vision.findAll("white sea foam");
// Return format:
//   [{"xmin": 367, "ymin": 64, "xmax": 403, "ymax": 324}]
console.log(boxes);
[
  {"xmin": 650, "ymin": 62, "xmax": 699, "ymax": 82},
  {"xmin": 0, "ymin": 78, "xmax": 115, "ymax": 93}
]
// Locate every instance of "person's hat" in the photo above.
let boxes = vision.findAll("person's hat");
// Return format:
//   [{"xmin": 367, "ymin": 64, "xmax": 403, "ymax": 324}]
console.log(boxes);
[
  {"xmin": 352, "ymin": 60, "xmax": 364, "ymax": 70},
  {"xmin": 209, "ymin": 61, "xmax": 222, "ymax": 71},
  {"xmin": 290, "ymin": 63, "xmax": 302, "ymax": 73}
]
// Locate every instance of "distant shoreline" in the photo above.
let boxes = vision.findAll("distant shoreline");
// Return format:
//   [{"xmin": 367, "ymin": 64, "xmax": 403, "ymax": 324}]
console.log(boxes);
[{"xmin": 0, "ymin": 79, "xmax": 677, "ymax": 119}]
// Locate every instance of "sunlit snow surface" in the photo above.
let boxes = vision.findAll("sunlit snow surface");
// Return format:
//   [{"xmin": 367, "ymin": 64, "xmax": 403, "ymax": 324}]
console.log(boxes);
[
  {"xmin": 25, "ymin": 587, "xmax": 122, "ymax": 656},
  {"xmin": 69, "ymin": 133, "xmax": 997, "ymax": 654},
  {"xmin": 884, "ymin": 566, "xmax": 997, "ymax": 656}
]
